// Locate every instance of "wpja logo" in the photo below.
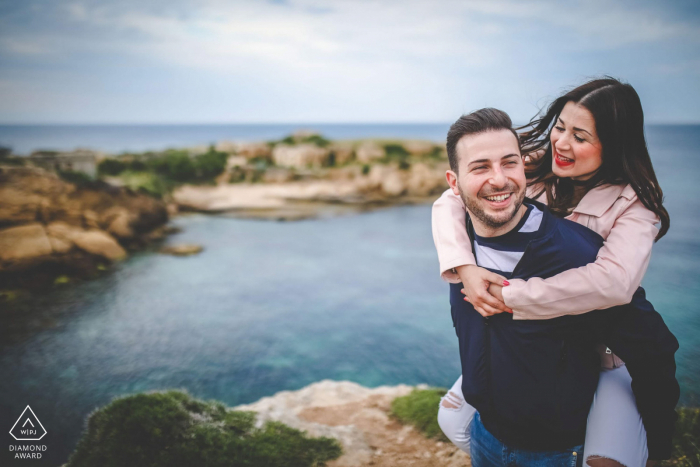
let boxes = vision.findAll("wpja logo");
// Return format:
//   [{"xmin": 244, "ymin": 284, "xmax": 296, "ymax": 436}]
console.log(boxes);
[{"xmin": 9, "ymin": 405, "xmax": 47, "ymax": 459}]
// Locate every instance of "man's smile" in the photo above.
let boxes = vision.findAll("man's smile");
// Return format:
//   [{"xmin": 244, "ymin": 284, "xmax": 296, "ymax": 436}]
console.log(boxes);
[{"xmin": 482, "ymin": 192, "xmax": 513, "ymax": 207}]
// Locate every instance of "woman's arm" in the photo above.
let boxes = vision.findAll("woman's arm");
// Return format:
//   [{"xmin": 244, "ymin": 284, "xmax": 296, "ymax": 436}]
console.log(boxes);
[
  {"xmin": 431, "ymin": 188, "xmax": 473, "ymax": 282},
  {"xmin": 504, "ymin": 196, "xmax": 660, "ymax": 320},
  {"xmin": 432, "ymin": 188, "xmax": 509, "ymax": 316}
]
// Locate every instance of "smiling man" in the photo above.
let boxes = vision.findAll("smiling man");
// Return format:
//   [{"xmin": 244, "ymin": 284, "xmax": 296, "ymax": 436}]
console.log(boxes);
[{"xmin": 439, "ymin": 108, "xmax": 679, "ymax": 466}]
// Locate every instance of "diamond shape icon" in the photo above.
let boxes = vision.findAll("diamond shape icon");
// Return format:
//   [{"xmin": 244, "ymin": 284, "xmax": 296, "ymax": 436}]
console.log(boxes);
[{"xmin": 9, "ymin": 406, "xmax": 47, "ymax": 441}]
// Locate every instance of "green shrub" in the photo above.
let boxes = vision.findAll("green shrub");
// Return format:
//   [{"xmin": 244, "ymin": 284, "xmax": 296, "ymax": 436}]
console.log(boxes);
[
  {"xmin": 277, "ymin": 134, "xmax": 330, "ymax": 148},
  {"xmin": 661, "ymin": 407, "xmax": 700, "ymax": 466},
  {"xmin": 383, "ymin": 143, "xmax": 410, "ymax": 169},
  {"xmin": 98, "ymin": 158, "xmax": 128, "ymax": 176},
  {"xmin": 390, "ymin": 388, "xmax": 448, "ymax": 442},
  {"xmin": 147, "ymin": 150, "xmax": 196, "ymax": 182},
  {"xmin": 58, "ymin": 170, "xmax": 93, "ymax": 186},
  {"xmin": 118, "ymin": 171, "xmax": 171, "ymax": 198},
  {"xmin": 194, "ymin": 147, "xmax": 228, "ymax": 180},
  {"xmin": 66, "ymin": 389, "xmax": 342, "ymax": 467}
]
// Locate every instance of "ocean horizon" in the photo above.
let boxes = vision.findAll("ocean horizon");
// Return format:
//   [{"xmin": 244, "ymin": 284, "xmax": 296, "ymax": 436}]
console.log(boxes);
[{"xmin": 2, "ymin": 123, "xmax": 699, "ymax": 156}]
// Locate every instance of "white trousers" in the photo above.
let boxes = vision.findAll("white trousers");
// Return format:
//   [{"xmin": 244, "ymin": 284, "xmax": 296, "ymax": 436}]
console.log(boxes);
[{"xmin": 438, "ymin": 366, "xmax": 648, "ymax": 467}]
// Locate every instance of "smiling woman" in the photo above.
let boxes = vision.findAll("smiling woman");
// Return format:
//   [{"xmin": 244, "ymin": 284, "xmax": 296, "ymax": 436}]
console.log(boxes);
[{"xmin": 551, "ymin": 101, "xmax": 603, "ymax": 181}]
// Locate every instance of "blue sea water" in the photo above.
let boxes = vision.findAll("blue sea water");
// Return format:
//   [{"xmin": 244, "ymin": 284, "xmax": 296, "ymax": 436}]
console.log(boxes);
[
  {"xmin": 0, "ymin": 123, "xmax": 451, "ymax": 154},
  {"xmin": 0, "ymin": 124, "xmax": 698, "ymax": 466}
]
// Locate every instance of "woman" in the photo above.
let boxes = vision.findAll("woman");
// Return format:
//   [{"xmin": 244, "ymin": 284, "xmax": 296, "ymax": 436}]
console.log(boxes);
[{"xmin": 432, "ymin": 77, "xmax": 670, "ymax": 467}]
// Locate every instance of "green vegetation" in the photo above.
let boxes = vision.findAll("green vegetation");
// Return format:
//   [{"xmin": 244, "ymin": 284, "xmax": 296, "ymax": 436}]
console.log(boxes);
[
  {"xmin": 118, "ymin": 171, "xmax": 172, "ymax": 198},
  {"xmin": 390, "ymin": 388, "xmax": 449, "ymax": 442},
  {"xmin": 97, "ymin": 145, "xmax": 229, "ymax": 197},
  {"xmin": 66, "ymin": 389, "xmax": 342, "ymax": 467},
  {"xmin": 278, "ymin": 133, "xmax": 331, "ymax": 147},
  {"xmin": 58, "ymin": 170, "xmax": 93, "ymax": 186},
  {"xmin": 383, "ymin": 143, "xmax": 411, "ymax": 170},
  {"xmin": 661, "ymin": 407, "xmax": 700, "ymax": 467}
]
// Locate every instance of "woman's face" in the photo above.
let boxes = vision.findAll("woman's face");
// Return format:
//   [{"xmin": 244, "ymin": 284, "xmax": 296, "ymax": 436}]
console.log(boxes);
[{"xmin": 550, "ymin": 101, "xmax": 603, "ymax": 180}]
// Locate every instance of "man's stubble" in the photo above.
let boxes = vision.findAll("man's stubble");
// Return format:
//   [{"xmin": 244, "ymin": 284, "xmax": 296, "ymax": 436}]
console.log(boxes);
[{"xmin": 457, "ymin": 179, "xmax": 526, "ymax": 230}]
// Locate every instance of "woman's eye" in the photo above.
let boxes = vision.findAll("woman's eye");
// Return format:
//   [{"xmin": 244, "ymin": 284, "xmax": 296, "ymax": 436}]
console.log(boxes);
[
  {"xmin": 574, "ymin": 135, "xmax": 585, "ymax": 143},
  {"xmin": 555, "ymin": 126, "xmax": 564, "ymax": 132}
]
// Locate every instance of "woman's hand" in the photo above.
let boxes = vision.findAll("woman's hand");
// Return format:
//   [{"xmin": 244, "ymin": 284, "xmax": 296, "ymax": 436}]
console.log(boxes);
[{"xmin": 456, "ymin": 265, "xmax": 512, "ymax": 317}]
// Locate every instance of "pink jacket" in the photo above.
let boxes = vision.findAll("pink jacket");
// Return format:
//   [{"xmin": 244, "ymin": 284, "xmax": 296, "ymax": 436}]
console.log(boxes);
[{"xmin": 432, "ymin": 184, "xmax": 660, "ymax": 368}]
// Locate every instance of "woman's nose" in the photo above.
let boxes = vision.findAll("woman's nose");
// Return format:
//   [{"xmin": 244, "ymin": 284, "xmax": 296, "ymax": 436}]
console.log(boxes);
[{"xmin": 555, "ymin": 134, "xmax": 571, "ymax": 151}]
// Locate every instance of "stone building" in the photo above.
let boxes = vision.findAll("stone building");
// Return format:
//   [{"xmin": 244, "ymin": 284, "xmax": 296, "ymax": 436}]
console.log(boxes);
[{"xmin": 28, "ymin": 149, "xmax": 99, "ymax": 179}]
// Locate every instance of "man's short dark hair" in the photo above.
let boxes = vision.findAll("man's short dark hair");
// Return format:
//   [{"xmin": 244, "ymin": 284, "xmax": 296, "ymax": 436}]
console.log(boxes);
[{"xmin": 446, "ymin": 108, "xmax": 520, "ymax": 173}]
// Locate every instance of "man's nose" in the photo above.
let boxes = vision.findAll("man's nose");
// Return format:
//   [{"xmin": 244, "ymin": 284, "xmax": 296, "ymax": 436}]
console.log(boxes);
[{"xmin": 489, "ymin": 167, "xmax": 507, "ymax": 187}]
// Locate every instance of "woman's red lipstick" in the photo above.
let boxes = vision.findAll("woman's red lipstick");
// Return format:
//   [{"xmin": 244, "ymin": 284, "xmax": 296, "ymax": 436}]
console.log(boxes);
[{"xmin": 554, "ymin": 152, "xmax": 574, "ymax": 167}]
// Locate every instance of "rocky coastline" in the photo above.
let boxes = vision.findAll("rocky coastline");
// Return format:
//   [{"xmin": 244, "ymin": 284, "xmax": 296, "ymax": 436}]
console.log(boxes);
[
  {"xmin": 0, "ymin": 165, "xmax": 169, "ymax": 290},
  {"xmin": 234, "ymin": 380, "xmax": 470, "ymax": 467},
  {"xmin": 0, "ymin": 133, "xmax": 450, "ymax": 290}
]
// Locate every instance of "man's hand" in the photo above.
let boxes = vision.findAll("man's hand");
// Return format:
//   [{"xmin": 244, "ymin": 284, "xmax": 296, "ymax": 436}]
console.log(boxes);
[{"xmin": 456, "ymin": 264, "xmax": 512, "ymax": 317}]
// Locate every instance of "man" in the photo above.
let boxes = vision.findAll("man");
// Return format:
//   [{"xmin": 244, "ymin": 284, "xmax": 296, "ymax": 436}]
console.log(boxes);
[{"xmin": 443, "ymin": 108, "xmax": 679, "ymax": 466}]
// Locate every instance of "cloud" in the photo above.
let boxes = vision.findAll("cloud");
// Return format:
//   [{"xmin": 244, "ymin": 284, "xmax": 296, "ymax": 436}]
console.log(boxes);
[{"xmin": 0, "ymin": 0, "xmax": 698, "ymax": 122}]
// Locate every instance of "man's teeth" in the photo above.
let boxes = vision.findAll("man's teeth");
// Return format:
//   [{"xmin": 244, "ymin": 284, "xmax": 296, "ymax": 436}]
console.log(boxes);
[{"xmin": 485, "ymin": 194, "xmax": 511, "ymax": 202}]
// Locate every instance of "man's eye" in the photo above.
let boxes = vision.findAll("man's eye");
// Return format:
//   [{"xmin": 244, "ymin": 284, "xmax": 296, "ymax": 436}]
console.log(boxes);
[
  {"xmin": 472, "ymin": 166, "xmax": 487, "ymax": 171},
  {"xmin": 505, "ymin": 161, "xmax": 518, "ymax": 166}
]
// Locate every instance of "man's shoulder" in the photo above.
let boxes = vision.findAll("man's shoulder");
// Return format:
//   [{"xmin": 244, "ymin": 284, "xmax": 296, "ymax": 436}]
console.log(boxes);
[{"xmin": 525, "ymin": 197, "xmax": 604, "ymax": 245}]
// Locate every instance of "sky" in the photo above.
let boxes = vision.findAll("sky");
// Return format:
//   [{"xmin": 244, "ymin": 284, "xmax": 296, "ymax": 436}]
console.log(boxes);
[{"xmin": 0, "ymin": 0, "xmax": 699, "ymax": 124}]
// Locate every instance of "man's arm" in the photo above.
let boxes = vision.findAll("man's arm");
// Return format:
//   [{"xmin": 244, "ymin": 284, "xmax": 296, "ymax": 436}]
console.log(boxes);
[{"xmin": 590, "ymin": 294, "xmax": 680, "ymax": 461}]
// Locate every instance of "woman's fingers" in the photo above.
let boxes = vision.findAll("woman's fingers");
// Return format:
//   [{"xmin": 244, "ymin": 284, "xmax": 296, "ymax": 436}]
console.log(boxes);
[
  {"xmin": 476, "ymin": 290, "xmax": 509, "ymax": 312},
  {"xmin": 484, "ymin": 270, "xmax": 508, "ymax": 286},
  {"xmin": 473, "ymin": 302, "xmax": 504, "ymax": 317}
]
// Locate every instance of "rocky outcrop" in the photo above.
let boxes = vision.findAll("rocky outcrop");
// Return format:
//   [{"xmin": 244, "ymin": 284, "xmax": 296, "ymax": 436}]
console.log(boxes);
[
  {"xmin": 0, "ymin": 166, "xmax": 168, "ymax": 287},
  {"xmin": 355, "ymin": 142, "xmax": 385, "ymax": 163},
  {"xmin": 235, "ymin": 380, "xmax": 470, "ymax": 467},
  {"xmin": 173, "ymin": 162, "xmax": 449, "ymax": 219},
  {"xmin": 272, "ymin": 144, "xmax": 331, "ymax": 168}
]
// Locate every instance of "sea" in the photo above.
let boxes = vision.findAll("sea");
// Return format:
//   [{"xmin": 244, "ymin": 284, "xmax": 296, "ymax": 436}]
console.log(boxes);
[{"xmin": 0, "ymin": 124, "xmax": 698, "ymax": 466}]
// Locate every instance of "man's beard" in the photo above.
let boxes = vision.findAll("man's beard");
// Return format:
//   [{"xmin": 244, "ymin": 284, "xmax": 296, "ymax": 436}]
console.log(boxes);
[{"xmin": 458, "ymin": 180, "xmax": 526, "ymax": 229}]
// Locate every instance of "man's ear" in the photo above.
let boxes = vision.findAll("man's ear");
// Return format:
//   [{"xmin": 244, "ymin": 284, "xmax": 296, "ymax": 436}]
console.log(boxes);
[{"xmin": 445, "ymin": 170, "xmax": 460, "ymax": 197}]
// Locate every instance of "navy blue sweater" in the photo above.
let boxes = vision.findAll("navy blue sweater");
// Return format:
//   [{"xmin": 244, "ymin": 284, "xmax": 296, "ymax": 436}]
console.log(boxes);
[{"xmin": 450, "ymin": 199, "xmax": 680, "ymax": 460}]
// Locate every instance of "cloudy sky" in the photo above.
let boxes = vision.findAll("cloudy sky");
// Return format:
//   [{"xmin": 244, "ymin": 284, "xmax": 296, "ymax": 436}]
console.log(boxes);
[{"xmin": 0, "ymin": 0, "xmax": 699, "ymax": 124}]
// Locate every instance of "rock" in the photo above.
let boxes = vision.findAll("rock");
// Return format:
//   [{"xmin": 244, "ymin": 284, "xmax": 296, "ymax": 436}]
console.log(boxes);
[
  {"xmin": 329, "ymin": 143, "xmax": 355, "ymax": 165},
  {"xmin": 160, "ymin": 244, "xmax": 203, "ymax": 256},
  {"xmin": 263, "ymin": 167, "xmax": 295, "ymax": 183},
  {"xmin": 273, "ymin": 144, "xmax": 331, "ymax": 168},
  {"xmin": 381, "ymin": 171, "xmax": 406, "ymax": 197},
  {"xmin": 103, "ymin": 207, "xmax": 134, "ymax": 239},
  {"xmin": 235, "ymin": 380, "xmax": 470, "ymax": 467},
  {"xmin": 72, "ymin": 230, "xmax": 126, "ymax": 261},
  {"xmin": 234, "ymin": 142, "xmax": 272, "ymax": 161},
  {"xmin": 356, "ymin": 142, "xmax": 385, "ymax": 163},
  {"xmin": 403, "ymin": 140, "xmax": 438, "ymax": 156},
  {"xmin": 0, "ymin": 223, "xmax": 52, "ymax": 262},
  {"xmin": 406, "ymin": 163, "xmax": 445, "ymax": 196}
]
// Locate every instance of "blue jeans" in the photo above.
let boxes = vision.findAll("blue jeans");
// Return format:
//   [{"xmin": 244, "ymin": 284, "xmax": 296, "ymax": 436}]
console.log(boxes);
[{"xmin": 470, "ymin": 412, "xmax": 583, "ymax": 467}]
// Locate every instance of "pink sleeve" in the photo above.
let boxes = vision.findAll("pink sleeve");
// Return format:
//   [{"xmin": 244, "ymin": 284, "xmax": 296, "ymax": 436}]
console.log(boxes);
[
  {"xmin": 504, "ymin": 198, "xmax": 659, "ymax": 320},
  {"xmin": 431, "ymin": 188, "xmax": 476, "ymax": 283}
]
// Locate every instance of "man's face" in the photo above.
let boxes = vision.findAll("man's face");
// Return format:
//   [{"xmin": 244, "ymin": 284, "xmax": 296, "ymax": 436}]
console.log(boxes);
[{"xmin": 446, "ymin": 129, "xmax": 526, "ymax": 230}]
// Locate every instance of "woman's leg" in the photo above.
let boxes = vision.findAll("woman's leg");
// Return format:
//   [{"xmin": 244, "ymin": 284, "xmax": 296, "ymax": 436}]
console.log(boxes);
[
  {"xmin": 583, "ymin": 365, "xmax": 648, "ymax": 467},
  {"xmin": 437, "ymin": 375, "xmax": 477, "ymax": 453}
]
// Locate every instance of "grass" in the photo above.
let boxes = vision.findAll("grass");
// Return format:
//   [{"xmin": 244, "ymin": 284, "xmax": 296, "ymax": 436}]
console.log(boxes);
[
  {"xmin": 66, "ymin": 389, "xmax": 342, "ymax": 467},
  {"xmin": 390, "ymin": 388, "xmax": 449, "ymax": 442},
  {"xmin": 661, "ymin": 407, "xmax": 700, "ymax": 466}
]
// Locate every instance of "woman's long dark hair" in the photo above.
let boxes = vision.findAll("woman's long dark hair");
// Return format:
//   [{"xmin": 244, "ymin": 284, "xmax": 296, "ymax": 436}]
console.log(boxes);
[{"xmin": 520, "ymin": 77, "xmax": 670, "ymax": 240}]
